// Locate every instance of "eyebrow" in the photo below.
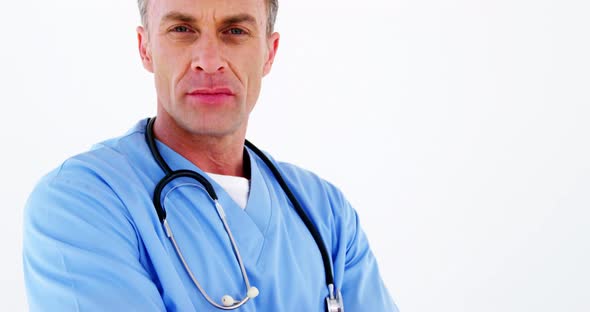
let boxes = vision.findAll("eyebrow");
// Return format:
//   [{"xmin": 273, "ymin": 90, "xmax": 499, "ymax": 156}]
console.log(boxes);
[
  {"xmin": 221, "ymin": 13, "xmax": 258, "ymax": 27},
  {"xmin": 160, "ymin": 11, "xmax": 259, "ymax": 29},
  {"xmin": 161, "ymin": 11, "xmax": 197, "ymax": 25}
]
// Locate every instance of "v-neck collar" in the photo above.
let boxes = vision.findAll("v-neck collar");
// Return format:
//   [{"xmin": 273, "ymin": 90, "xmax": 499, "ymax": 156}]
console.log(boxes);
[{"xmin": 153, "ymin": 138, "xmax": 273, "ymax": 265}]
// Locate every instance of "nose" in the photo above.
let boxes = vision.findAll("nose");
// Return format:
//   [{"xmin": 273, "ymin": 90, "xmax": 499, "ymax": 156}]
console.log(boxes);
[{"xmin": 191, "ymin": 34, "xmax": 226, "ymax": 74}]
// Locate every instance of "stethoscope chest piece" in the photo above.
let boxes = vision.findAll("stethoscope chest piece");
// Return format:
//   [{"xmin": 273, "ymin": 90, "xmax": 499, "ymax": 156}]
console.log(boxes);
[{"xmin": 325, "ymin": 284, "xmax": 344, "ymax": 312}]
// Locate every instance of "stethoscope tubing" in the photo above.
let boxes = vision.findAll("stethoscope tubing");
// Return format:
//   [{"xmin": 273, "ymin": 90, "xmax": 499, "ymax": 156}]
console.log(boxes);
[
  {"xmin": 163, "ymin": 219, "xmax": 252, "ymax": 310},
  {"xmin": 243, "ymin": 140, "xmax": 335, "ymax": 288},
  {"xmin": 145, "ymin": 117, "xmax": 337, "ymax": 308}
]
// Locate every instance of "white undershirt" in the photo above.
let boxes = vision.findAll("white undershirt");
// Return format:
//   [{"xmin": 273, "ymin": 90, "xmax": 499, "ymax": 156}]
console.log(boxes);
[{"xmin": 205, "ymin": 172, "xmax": 250, "ymax": 210}]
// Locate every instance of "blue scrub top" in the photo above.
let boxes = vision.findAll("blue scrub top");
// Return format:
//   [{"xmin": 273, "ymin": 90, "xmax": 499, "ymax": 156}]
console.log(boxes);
[{"xmin": 23, "ymin": 119, "xmax": 399, "ymax": 311}]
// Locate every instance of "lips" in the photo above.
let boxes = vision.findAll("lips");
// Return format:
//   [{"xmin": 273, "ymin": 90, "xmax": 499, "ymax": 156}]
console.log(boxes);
[
  {"xmin": 186, "ymin": 88, "xmax": 235, "ymax": 105},
  {"xmin": 188, "ymin": 88, "xmax": 234, "ymax": 96}
]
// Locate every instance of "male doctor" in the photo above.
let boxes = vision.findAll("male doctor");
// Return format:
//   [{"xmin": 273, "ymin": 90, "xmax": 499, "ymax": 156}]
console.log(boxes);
[{"xmin": 23, "ymin": 0, "xmax": 399, "ymax": 311}]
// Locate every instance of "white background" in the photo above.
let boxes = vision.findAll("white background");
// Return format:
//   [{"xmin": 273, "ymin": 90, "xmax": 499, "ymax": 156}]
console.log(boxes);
[{"xmin": 1, "ymin": 0, "xmax": 589, "ymax": 311}]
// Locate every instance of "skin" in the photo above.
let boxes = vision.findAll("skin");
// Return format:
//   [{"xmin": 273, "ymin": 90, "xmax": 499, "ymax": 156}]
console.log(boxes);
[{"xmin": 137, "ymin": 0, "xmax": 280, "ymax": 177}]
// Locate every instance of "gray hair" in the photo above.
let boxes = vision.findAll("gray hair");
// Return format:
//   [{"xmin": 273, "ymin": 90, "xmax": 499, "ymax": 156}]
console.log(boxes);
[{"xmin": 137, "ymin": 0, "xmax": 278, "ymax": 35}]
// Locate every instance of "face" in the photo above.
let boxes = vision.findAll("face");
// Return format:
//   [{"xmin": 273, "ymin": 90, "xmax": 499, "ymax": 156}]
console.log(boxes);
[{"xmin": 137, "ymin": 0, "xmax": 279, "ymax": 138}]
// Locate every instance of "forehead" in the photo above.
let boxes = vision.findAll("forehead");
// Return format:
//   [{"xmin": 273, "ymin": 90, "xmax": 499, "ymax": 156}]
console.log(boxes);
[{"xmin": 149, "ymin": 0, "xmax": 267, "ymax": 23}]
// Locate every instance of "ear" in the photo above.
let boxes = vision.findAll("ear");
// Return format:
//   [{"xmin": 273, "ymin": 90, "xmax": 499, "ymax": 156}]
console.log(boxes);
[
  {"xmin": 262, "ymin": 32, "xmax": 280, "ymax": 77},
  {"xmin": 137, "ymin": 26, "xmax": 154, "ymax": 73}
]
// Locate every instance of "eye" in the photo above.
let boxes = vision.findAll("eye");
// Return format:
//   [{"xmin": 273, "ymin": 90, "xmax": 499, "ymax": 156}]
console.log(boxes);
[
  {"xmin": 224, "ymin": 28, "xmax": 247, "ymax": 36},
  {"xmin": 170, "ymin": 25, "xmax": 194, "ymax": 33}
]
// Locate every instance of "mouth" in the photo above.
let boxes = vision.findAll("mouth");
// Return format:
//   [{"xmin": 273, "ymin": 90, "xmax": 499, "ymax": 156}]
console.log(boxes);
[{"xmin": 186, "ymin": 88, "xmax": 235, "ymax": 105}]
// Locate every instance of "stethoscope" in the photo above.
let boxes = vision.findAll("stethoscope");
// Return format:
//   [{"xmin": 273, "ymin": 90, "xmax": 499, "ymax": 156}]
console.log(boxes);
[{"xmin": 145, "ymin": 117, "xmax": 344, "ymax": 311}]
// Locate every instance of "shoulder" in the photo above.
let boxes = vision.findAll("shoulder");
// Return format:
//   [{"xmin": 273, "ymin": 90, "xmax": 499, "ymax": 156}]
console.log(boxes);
[
  {"xmin": 249, "ymin": 146, "xmax": 347, "ymax": 206},
  {"xmin": 276, "ymin": 161, "xmax": 347, "ymax": 206},
  {"xmin": 33, "ymin": 120, "xmax": 147, "ymax": 189},
  {"xmin": 252, "ymin": 149, "xmax": 354, "ymax": 226},
  {"xmin": 25, "ymin": 120, "xmax": 149, "ymax": 226}
]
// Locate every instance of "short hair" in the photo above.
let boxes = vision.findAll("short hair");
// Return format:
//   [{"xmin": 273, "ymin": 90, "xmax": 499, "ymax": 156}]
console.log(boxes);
[{"xmin": 137, "ymin": 0, "xmax": 278, "ymax": 35}]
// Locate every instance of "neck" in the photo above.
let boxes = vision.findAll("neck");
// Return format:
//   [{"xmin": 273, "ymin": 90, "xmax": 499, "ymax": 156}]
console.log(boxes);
[{"xmin": 152, "ymin": 114, "xmax": 247, "ymax": 177}]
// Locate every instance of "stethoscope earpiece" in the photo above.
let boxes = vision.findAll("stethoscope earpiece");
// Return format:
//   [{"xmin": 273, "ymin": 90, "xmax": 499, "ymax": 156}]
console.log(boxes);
[
  {"xmin": 221, "ymin": 295, "xmax": 235, "ymax": 307},
  {"xmin": 247, "ymin": 286, "xmax": 259, "ymax": 298},
  {"xmin": 221, "ymin": 287, "xmax": 259, "ymax": 307}
]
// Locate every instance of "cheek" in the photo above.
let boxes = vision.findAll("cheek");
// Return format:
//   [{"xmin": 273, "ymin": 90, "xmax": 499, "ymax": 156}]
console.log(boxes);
[
  {"xmin": 245, "ymin": 74, "xmax": 262, "ymax": 111},
  {"xmin": 153, "ymin": 43, "xmax": 191, "ymax": 91},
  {"xmin": 239, "ymin": 51, "xmax": 266, "ymax": 86},
  {"xmin": 241, "ymin": 50, "xmax": 267, "ymax": 109}
]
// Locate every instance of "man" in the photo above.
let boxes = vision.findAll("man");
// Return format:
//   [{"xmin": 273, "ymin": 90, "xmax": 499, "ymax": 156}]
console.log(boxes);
[{"xmin": 23, "ymin": 0, "xmax": 399, "ymax": 311}]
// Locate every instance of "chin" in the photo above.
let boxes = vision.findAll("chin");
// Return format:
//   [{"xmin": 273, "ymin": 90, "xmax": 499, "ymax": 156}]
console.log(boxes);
[{"xmin": 180, "ymin": 116, "xmax": 244, "ymax": 137}]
